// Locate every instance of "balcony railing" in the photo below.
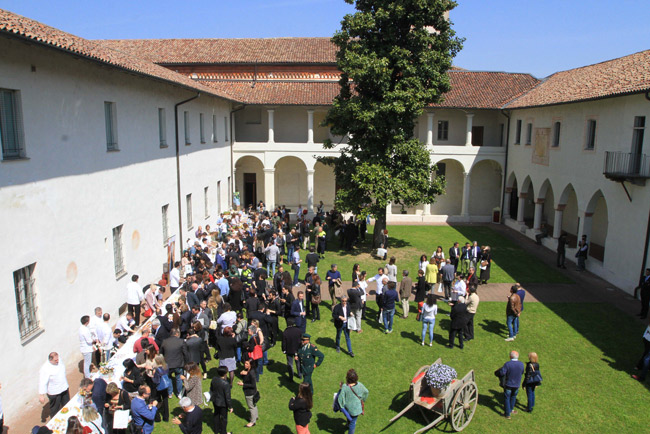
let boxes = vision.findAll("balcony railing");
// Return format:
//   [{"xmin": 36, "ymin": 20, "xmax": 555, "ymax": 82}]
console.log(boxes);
[{"xmin": 603, "ymin": 151, "xmax": 650, "ymax": 180}]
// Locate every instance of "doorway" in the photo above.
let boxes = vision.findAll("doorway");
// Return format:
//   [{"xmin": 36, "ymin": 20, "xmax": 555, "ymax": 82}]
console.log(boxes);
[
  {"xmin": 471, "ymin": 126, "xmax": 484, "ymax": 146},
  {"xmin": 243, "ymin": 173, "xmax": 257, "ymax": 208}
]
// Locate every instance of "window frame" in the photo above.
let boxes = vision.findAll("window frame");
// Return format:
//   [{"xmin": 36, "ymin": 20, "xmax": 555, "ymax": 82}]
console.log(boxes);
[
  {"xmin": 14, "ymin": 263, "xmax": 42, "ymax": 342},
  {"xmin": 158, "ymin": 108, "xmax": 167, "ymax": 148},
  {"xmin": 105, "ymin": 101, "xmax": 119, "ymax": 151},
  {"xmin": 212, "ymin": 114, "xmax": 218, "ymax": 143},
  {"xmin": 184, "ymin": 111, "xmax": 191, "ymax": 145},
  {"xmin": 552, "ymin": 121, "xmax": 561, "ymax": 148},
  {"xmin": 204, "ymin": 186, "xmax": 210, "ymax": 219},
  {"xmin": 224, "ymin": 117, "xmax": 229, "ymax": 142},
  {"xmin": 525, "ymin": 122, "xmax": 533, "ymax": 145},
  {"xmin": 0, "ymin": 88, "xmax": 27, "ymax": 160},
  {"xmin": 200, "ymin": 113, "xmax": 206, "ymax": 144},
  {"xmin": 585, "ymin": 118, "xmax": 597, "ymax": 150},
  {"xmin": 515, "ymin": 119, "xmax": 522, "ymax": 145},
  {"xmin": 162, "ymin": 204, "xmax": 169, "ymax": 246},
  {"xmin": 437, "ymin": 120, "xmax": 449, "ymax": 141},
  {"xmin": 186, "ymin": 193, "xmax": 193, "ymax": 230},
  {"xmin": 112, "ymin": 225, "xmax": 126, "ymax": 279}
]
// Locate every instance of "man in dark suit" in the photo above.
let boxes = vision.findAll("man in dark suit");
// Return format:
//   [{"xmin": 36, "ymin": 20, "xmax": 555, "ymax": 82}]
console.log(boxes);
[
  {"xmin": 460, "ymin": 242, "xmax": 471, "ymax": 277},
  {"xmin": 448, "ymin": 297, "xmax": 468, "ymax": 349},
  {"xmin": 153, "ymin": 317, "xmax": 171, "ymax": 348},
  {"xmin": 173, "ymin": 397, "xmax": 203, "ymax": 434},
  {"xmin": 210, "ymin": 366, "xmax": 232, "ymax": 434},
  {"xmin": 280, "ymin": 285, "xmax": 295, "ymax": 318},
  {"xmin": 248, "ymin": 303, "xmax": 274, "ymax": 366},
  {"xmin": 282, "ymin": 317, "xmax": 303, "ymax": 380},
  {"xmin": 347, "ymin": 282, "xmax": 363, "ymax": 332},
  {"xmin": 470, "ymin": 241, "xmax": 481, "ymax": 272},
  {"xmin": 496, "ymin": 351, "xmax": 525, "ymax": 419},
  {"xmin": 160, "ymin": 328, "xmax": 189, "ymax": 396},
  {"xmin": 291, "ymin": 291, "xmax": 307, "ymax": 333},
  {"xmin": 191, "ymin": 306, "xmax": 210, "ymax": 341},
  {"xmin": 449, "ymin": 242, "xmax": 460, "ymax": 272},
  {"xmin": 332, "ymin": 295, "xmax": 354, "ymax": 357}
]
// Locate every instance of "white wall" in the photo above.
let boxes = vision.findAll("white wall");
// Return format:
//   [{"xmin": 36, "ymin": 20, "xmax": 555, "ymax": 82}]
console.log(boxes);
[
  {"xmin": 507, "ymin": 94, "xmax": 650, "ymax": 291},
  {"xmin": 0, "ymin": 37, "xmax": 231, "ymax": 419}
]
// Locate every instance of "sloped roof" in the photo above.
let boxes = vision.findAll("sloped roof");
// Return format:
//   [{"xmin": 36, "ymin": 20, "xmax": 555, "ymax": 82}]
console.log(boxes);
[
  {"xmin": 203, "ymin": 81, "xmax": 341, "ymax": 106},
  {"xmin": 100, "ymin": 38, "xmax": 338, "ymax": 65},
  {"xmin": 0, "ymin": 9, "xmax": 236, "ymax": 102},
  {"xmin": 507, "ymin": 49, "xmax": 650, "ymax": 108}
]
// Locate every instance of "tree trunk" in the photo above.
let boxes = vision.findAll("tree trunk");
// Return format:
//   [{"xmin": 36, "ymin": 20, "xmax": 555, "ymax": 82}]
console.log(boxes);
[{"xmin": 373, "ymin": 210, "xmax": 387, "ymax": 249}]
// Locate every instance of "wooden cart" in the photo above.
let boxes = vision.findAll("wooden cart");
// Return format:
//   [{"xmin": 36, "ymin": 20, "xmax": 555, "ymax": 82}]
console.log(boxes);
[{"xmin": 388, "ymin": 358, "xmax": 478, "ymax": 433}]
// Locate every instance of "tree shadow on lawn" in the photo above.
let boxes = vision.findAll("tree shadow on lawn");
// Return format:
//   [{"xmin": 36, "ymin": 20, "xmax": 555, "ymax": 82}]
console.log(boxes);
[{"xmin": 328, "ymin": 235, "xmax": 411, "ymax": 257}]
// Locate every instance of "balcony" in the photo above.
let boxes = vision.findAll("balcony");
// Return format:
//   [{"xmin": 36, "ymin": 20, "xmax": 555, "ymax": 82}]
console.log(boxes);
[{"xmin": 603, "ymin": 151, "xmax": 650, "ymax": 185}]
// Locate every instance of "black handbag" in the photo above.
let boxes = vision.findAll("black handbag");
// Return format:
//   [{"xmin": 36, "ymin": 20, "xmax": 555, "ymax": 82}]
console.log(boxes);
[
  {"xmin": 525, "ymin": 364, "xmax": 543, "ymax": 385},
  {"xmin": 253, "ymin": 390, "xmax": 261, "ymax": 405}
]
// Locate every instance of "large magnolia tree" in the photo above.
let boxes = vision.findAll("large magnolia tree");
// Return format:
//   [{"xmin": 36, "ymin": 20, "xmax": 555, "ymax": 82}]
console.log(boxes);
[{"xmin": 323, "ymin": 0, "xmax": 463, "ymax": 247}]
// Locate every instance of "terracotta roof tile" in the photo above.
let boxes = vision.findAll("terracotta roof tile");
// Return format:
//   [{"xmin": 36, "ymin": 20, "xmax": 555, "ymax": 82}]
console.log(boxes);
[
  {"xmin": 100, "ymin": 38, "xmax": 338, "ymax": 65},
  {"xmin": 202, "ymin": 81, "xmax": 341, "ymax": 106},
  {"xmin": 507, "ymin": 49, "xmax": 650, "ymax": 108},
  {"xmin": 0, "ymin": 9, "xmax": 236, "ymax": 102}
]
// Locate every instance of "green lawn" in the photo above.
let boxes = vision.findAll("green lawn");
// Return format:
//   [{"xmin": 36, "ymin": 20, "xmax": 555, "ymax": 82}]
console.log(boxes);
[
  {"xmin": 294, "ymin": 225, "xmax": 572, "ymax": 284},
  {"xmin": 153, "ymin": 301, "xmax": 649, "ymax": 434}
]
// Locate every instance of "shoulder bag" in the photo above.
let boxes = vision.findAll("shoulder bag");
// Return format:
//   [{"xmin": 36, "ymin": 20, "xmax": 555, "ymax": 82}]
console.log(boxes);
[
  {"xmin": 525, "ymin": 364, "xmax": 543, "ymax": 385},
  {"xmin": 349, "ymin": 384, "xmax": 365, "ymax": 415},
  {"xmin": 248, "ymin": 336, "xmax": 263, "ymax": 360}
]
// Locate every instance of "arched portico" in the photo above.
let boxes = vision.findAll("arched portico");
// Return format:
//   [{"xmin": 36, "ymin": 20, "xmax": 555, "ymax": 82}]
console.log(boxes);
[
  {"xmin": 468, "ymin": 159, "xmax": 502, "ymax": 217},
  {"xmin": 234, "ymin": 155, "xmax": 265, "ymax": 209},
  {"xmin": 505, "ymin": 172, "xmax": 519, "ymax": 219},
  {"xmin": 274, "ymin": 156, "xmax": 308, "ymax": 211},
  {"xmin": 582, "ymin": 190, "xmax": 609, "ymax": 262},
  {"xmin": 430, "ymin": 159, "xmax": 466, "ymax": 216},
  {"xmin": 517, "ymin": 176, "xmax": 535, "ymax": 228},
  {"xmin": 558, "ymin": 183, "xmax": 579, "ymax": 247}
]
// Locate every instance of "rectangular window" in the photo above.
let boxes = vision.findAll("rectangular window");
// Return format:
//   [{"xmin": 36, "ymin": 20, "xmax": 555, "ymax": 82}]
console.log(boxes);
[
  {"xmin": 112, "ymin": 225, "xmax": 125, "ymax": 278},
  {"xmin": 217, "ymin": 181, "xmax": 222, "ymax": 214},
  {"xmin": 162, "ymin": 204, "xmax": 169, "ymax": 245},
  {"xmin": 227, "ymin": 176, "xmax": 231, "ymax": 207},
  {"xmin": 14, "ymin": 263, "xmax": 40, "ymax": 341},
  {"xmin": 552, "ymin": 121, "xmax": 561, "ymax": 147},
  {"xmin": 437, "ymin": 120, "xmax": 449, "ymax": 141},
  {"xmin": 525, "ymin": 123, "xmax": 532, "ymax": 145},
  {"xmin": 200, "ymin": 113, "xmax": 206, "ymax": 143},
  {"xmin": 158, "ymin": 108, "xmax": 167, "ymax": 147},
  {"xmin": 515, "ymin": 120, "xmax": 522, "ymax": 144},
  {"xmin": 585, "ymin": 119, "xmax": 597, "ymax": 150},
  {"xmin": 212, "ymin": 114, "xmax": 218, "ymax": 143},
  {"xmin": 632, "ymin": 116, "xmax": 646, "ymax": 153},
  {"xmin": 104, "ymin": 102, "xmax": 118, "ymax": 151},
  {"xmin": 184, "ymin": 111, "xmax": 191, "ymax": 145},
  {"xmin": 499, "ymin": 123, "xmax": 504, "ymax": 147},
  {"xmin": 0, "ymin": 89, "xmax": 26, "ymax": 159},
  {"xmin": 204, "ymin": 186, "xmax": 210, "ymax": 218},
  {"xmin": 186, "ymin": 194, "xmax": 193, "ymax": 230},
  {"xmin": 224, "ymin": 117, "xmax": 229, "ymax": 142}
]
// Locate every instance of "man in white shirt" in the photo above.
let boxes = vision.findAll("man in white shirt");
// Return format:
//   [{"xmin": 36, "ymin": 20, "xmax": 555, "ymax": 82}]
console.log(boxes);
[
  {"xmin": 452, "ymin": 274, "xmax": 467, "ymax": 302},
  {"xmin": 169, "ymin": 262, "xmax": 181, "ymax": 292},
  {"xmin": 79, "ymin": 316, "xmax": 95, "ymax": 378},
  {"xmin": 217, "ymin": 304, "xmax": 237, "ymax": 333},
  {"xmin": 97, "ymin": 313, "xmax": 113, "ymax": 360},
  {"xmin": 39, "ymin": 352, "xmax": 70, "ymax": 418},
  {"xmin": 126, "ymin": 274, "xmax": 144, "ymax": 326},
  {"xmin": 368, "ymin": 268, "xmax": 387, "ymax": 321},
  {"xmin": 116, "ymin": 312, "xmax": 136, "ymax": 335},
  {"xmin": 88, "ymin": 307, "xmax": 103, "ymax": 339}
]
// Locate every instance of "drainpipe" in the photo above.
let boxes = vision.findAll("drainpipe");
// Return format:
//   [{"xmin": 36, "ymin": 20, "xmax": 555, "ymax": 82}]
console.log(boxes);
[
  {"xmin": 229, "ymin": 104, "xmax": 246, "ymax": 209},
  {"xmin": 500, "ymin": 109, "xmax": 511, "ymax": 223},
  {"xmin": 640, "ymin": 93, "xmax": 650, "ymax": 277},
  {"xmin": 175, "ymin": 93, "xmax": 201, "ymax": 255}
]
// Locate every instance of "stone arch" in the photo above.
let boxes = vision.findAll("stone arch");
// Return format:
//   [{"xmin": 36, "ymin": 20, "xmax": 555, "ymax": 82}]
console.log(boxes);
[
  {"xmin": 585, "ymin": 190, "xmax": 609, "ymax": 262},
  {"xmin": 558, "ymin": 183, "xmax": 579, "ymax": 248},
  {"xmin": 468, "ymin": 159, "xmax": 502, "ymax": 216},
  {"xmin": 520, "ymin": 176, "xmax": 535, "ymax": 227},
  {"xmin": 430, "ymin": 159, "xmax": 465, "ymax": 216},
  {"xmin": 506, "ymin": 171, "xmax": 519, "ymax": 190},
  {"xmin": 506, "ymin": 172, "xmax": 519, "ymax": 218},
  {"xmin": 235, "ymin": 155, "xmax": 265, "ymax": 208},
  {"xmin": 274, "ymin": 156, "xmax": 308, "ymax": 210},
  {"xmin": 537, "ymin": 179, "xmax": 555, "ymax": 228},
  {"xmin": 313, "ymin": 161, "xmax": 336, "ymax": 211}
]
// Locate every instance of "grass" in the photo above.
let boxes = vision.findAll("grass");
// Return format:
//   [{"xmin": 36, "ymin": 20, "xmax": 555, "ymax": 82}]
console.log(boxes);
[
  {"xmin": 293, "ymin": 225, "xmax": 572, "ymax": 285},
  {"xmin": 153, "ymin": 301, "xmax": 649, "ymax": 434}
]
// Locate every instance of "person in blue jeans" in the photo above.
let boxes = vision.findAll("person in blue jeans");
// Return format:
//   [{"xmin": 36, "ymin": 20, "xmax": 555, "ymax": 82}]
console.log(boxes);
[
  {"xmin": 523, "ymin": 352, "xmax": 541, "ymax": 412},
  {"xmin": 337, "ymin": 369, "xmax": 369, "ymax": 434},
  {"xmin": 382, "ymin": 281, "xmax": 399, "ymax": 333},
  {"xmin": 496, "ymin": 350, "xmax": 524, "ymax": 419},
  {"xmin": 420, "ymin": 294, "xmax": 438, "ymax": 346},
  {"xmin": 332, "ymin": 296, "xmax": 354, "ymax": 357},
  {"xmin": 292, "ymin": 245, "xmax": 302, "ymax": 286},
  {"xmin": 505, "ymin": 285, "xmax": 521, "ymax": 341}
]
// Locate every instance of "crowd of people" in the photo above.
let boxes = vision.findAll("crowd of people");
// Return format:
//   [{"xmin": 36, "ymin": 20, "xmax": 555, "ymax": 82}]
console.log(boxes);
[{"xmin": 33, "ymin": 203, "xmax": 551, "ymax": 434}]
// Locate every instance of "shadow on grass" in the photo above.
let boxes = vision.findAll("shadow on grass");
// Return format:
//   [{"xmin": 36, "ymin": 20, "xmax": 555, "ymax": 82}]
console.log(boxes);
[
  {"xmin": 314, "ymin": 412, "xmax": 349, "ymax": 433},
  {"xmin": 327, "ymin": 234, "xmax": 412, "ymax": 258},
  {"xmin": 270, "ymin": 425, "xmax": 294, "ymax": 434},
  {"xmin": 315, "ymin": 336, "xmax": 336, "ymax": 350},
  {"xmin": 478, "ymin": 388, "xmax": 504, "ymax": 416},
  {"xmin": 479, "ymin": 319, "xmax": 507, "ymax": 337}
]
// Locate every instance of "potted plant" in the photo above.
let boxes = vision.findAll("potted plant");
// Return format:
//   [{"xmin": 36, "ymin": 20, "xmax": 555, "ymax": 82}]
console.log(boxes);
[{"xmin": 424, "ymin": 363, "xmax": 457, "ymax": 397}]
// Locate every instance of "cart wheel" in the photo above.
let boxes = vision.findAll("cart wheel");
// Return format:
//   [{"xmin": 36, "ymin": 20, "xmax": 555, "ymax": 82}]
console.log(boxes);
[{"xmin": 450, "ymin": 380, "xmax": 478, "ymax": 431}]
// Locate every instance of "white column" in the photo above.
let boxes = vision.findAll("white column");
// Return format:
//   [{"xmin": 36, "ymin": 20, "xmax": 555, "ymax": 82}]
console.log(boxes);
[
  {"xmin": 578, "ymin": 211, "xmax": 593, "ymax": 242},
  {"xmin": 306, "ymin": 168, "xmax": 315, "ymax": 213},
  {"xmin": 263, "ymin": 168, "xmax": 275, "ymax": 209},
  {"xmin": 426, "ymin": 112, "xmax": 434, "ymax": 146},
  {"xmin": 386, "ymin": 201, "xmax": 393, "ymax": 216},
  {"xmin": 503, "ymin": 188, "xmax": 512, "ymax": 218},
  {"xmin": 533, "ymin": 199, "xmax": 544, "ymax": 231},
  {"xmin": 461, "ymin": 171, "xmax": 471, "ymax": 218},
  {"xmin": 307, "ymin": 110, "xmax": 314, "ymax": 144},
  {"xmin": 516, "ymin": 193, "xmax": 527, "ymax": 223},
  {"xmin": 423, "ymin": 203, "xmax": 431, "ymax": 215},
  {"xmin": 267, "ymin": 109, "xmax": 275, "ymax": 143},
  {"xmin": 465, "ymin": 113, "xmax": 474, "ymax": 147},
  {"xmin": 553, "ymin": 205, "xmax": 565, "ymax": 238}
]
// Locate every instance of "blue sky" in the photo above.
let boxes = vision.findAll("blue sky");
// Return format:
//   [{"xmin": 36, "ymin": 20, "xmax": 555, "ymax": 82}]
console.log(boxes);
[{"xmin": 3, "ymin": 0, "xmax": 649, "ymax": 78}]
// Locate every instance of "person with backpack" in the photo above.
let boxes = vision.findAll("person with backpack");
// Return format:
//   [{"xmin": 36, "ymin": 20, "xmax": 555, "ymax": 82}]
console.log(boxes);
[{"xmin": 337, "ymin": 369, "xmax": 368, "ymax": 434}]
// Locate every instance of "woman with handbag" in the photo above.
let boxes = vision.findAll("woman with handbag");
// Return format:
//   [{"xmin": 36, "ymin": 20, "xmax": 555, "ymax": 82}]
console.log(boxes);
[
  {"xmin": 310, "ymin": 275, "xmax": 322, "ymax": 322},
  {"xmin": 245, "ymin": 324, "xmax": 265, "ymax": 381},
  {"xmin": 523, "ymin": 352, "xmax": 542, "ymax": 412},
  {"xmin": 479, "ymin": 246, "xmax": 492, "ymax": 284},
  {"xmin": 216, "ymin": 326, "xmax": 238, "ymax": 385},
  {"xmin": 103, "ymin": 382, "xmax": 131, "ymax": 434},
  {"xmin": 152, "ymin": 355, "xmax": 170, "ymax": 422},
  {"xmin": 289, "ymin": 382, "xmax": 313, "ymax": 434},
  {"xmin": 237, "ymin": 359, "xmax": 259, "ymax": 428},
  {"xmin": 337, "ymin": 369, "xmax": 369, "ymax": 434}
]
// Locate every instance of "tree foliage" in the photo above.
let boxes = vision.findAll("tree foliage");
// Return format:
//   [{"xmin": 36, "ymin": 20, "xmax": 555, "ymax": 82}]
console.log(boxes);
[{"xmin": 322, "ymin": 0, "xmax": 463, "ymax": 244}]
